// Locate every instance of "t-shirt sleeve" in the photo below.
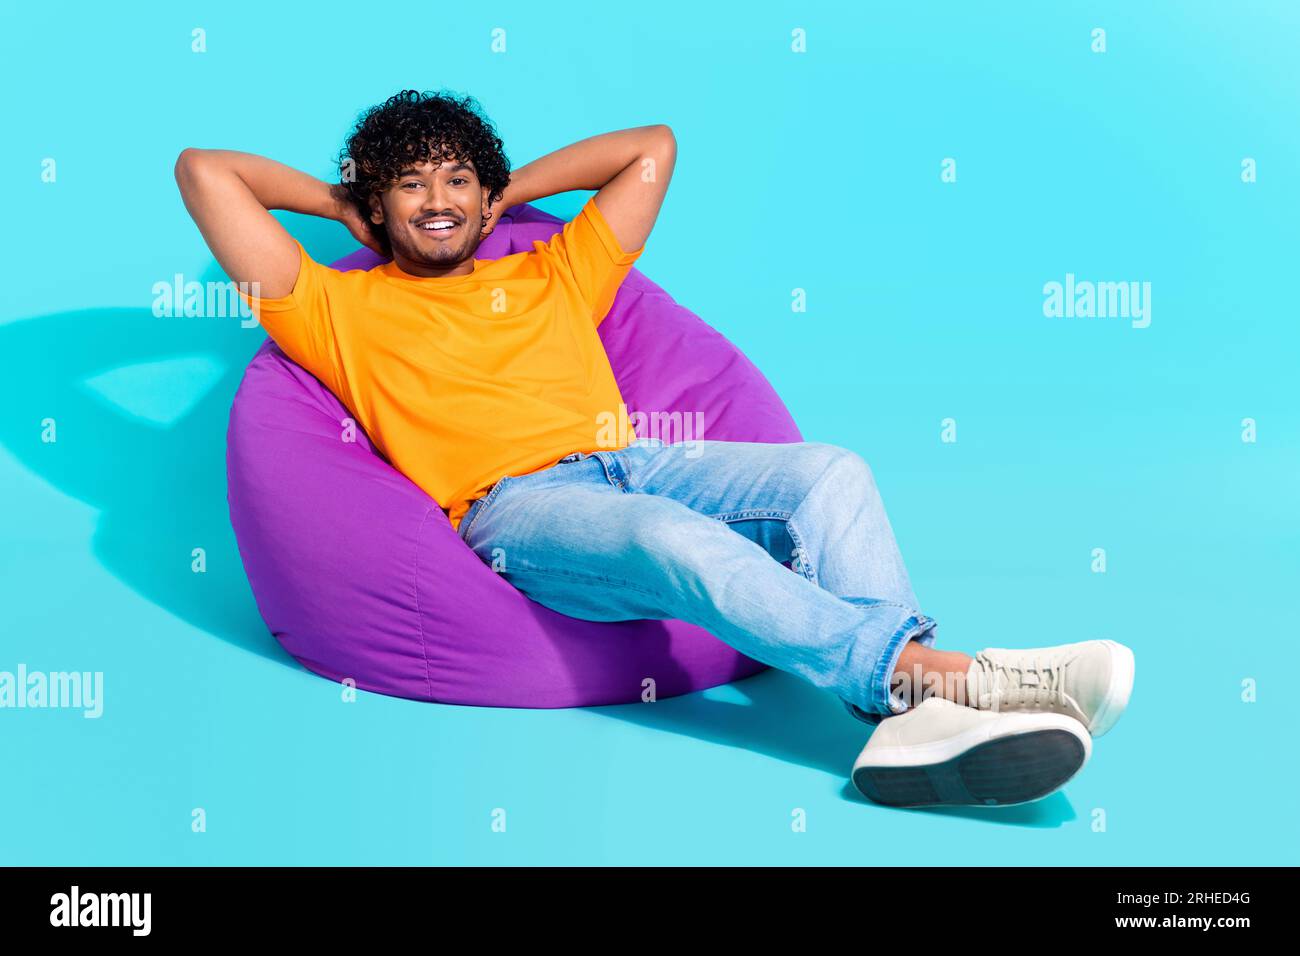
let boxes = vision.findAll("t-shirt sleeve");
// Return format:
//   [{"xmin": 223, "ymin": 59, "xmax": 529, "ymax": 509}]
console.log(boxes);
[
  {"xmin": 236, "ymin": 239, "xmax": 343, "ymax": 393},
  {"xmin": 542, "ymin": 195, "xmax": 645, "ymax": 327}
]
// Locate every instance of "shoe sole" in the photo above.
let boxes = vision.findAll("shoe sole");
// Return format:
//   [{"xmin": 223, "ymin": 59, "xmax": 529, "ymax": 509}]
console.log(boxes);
[
  {"xmin": 852, "ymin": 723, "xmax": 1090, "ymax": 808},
  {"xmin": 1087, "ymin": 640, "xmax": 1136, "ymax": 738}
]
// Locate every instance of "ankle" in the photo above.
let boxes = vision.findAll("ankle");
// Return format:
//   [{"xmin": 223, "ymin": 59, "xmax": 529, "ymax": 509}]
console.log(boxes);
[{"xmin": 889, "ymin": 647, "xmax": 976, "ymax": 708}]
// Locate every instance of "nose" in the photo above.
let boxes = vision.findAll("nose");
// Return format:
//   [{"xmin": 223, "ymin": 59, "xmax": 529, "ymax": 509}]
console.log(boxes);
[{"xmin": 420, "ymin": 181, "xmax": 458, "ymax": 219}]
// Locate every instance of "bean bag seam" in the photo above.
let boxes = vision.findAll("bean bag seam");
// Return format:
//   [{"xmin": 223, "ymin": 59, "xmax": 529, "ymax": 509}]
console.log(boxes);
[{"xmin": 412, "ymin": 505, "xmax": 438, "ymax": 701}]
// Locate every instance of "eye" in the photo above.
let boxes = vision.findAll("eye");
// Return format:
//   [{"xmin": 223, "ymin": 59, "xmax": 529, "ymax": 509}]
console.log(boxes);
[
  {"xmin": 450, "ymin": 177, "xmax": 468, "ymax": 186},
  {"xmin": 401, "ymin": 181, "xmax": 422, "ymax": 190}
]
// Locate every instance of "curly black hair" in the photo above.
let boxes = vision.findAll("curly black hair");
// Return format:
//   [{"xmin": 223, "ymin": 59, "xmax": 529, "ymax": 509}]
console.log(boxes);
[{"xmin": 336, "ymin": 89, "xmax": 511, "ymax": 256}]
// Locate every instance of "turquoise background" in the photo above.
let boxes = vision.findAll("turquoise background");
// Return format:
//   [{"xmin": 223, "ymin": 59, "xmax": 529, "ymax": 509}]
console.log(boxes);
[{"xmin": 1, "ymin": 0, "xmax": 1296, "ymax": 864}]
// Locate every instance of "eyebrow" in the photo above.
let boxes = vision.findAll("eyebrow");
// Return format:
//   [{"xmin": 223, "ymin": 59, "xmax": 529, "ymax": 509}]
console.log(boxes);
[{"xmin": 397, "ymin": 163, "xmax": 474, "ymax": 177}]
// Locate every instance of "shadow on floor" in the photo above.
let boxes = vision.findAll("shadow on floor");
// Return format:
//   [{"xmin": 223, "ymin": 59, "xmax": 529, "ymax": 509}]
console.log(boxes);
[{"xmin": 579, "ymin": 668, "xmax": 1076, "ymax": 828}]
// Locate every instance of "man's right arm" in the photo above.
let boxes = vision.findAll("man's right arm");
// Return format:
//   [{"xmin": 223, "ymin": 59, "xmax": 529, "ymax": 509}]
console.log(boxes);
[{"xmin": 172, "ymin": 149, "xmax": 356, "ymax": 298}]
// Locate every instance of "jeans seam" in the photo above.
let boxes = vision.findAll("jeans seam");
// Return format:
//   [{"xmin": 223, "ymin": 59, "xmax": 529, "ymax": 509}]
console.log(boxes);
[
  {"xmin": 710, "ymin": 508, "xmax": 792, "ymax": 522},
  {"xmin": 459, "ymin": 476, "xmax": 512, "ymax": 543},
  {"xmin": 868, "ymin": 611, "xmax": 937, "ymax": 716},
  {"xmin": 592, "ymin": 450, "xmax": 629, "ymax": 491},
  {"xmin": 505, "ymin": 563, "xmax": 662, "ymax": 598},
  {"xmin": 783, "ymin": 517, "xmax": 816, "ymax": 583},
  {"xmin": 708, "ymin": 508, "xmax": 813, "ymax": 582}
]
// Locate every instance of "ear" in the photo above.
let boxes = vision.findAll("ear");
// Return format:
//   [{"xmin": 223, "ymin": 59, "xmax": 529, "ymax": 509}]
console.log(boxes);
[{"xmin": 368, "ymin": 192, "xmax": 384, "ymax": 226}]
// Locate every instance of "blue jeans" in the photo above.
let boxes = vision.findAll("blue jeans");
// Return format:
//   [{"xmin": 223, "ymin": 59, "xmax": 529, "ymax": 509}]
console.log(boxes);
[{"xmin": 458, "ymin": 438, "xmax": 938, "ymax": 721}]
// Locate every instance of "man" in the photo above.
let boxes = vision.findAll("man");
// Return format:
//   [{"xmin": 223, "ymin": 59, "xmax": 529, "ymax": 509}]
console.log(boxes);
[{"xmin": 176, "ymin": 89, "xmax": 1135, "ymax": 808}]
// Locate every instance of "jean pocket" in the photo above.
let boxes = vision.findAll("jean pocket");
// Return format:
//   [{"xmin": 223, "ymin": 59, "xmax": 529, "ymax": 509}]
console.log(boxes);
[{"xmin": 460, "ymin": 474, "xmax": 518, "ymax": 542}]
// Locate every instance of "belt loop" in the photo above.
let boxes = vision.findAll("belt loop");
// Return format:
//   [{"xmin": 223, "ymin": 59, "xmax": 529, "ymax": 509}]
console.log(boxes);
[{"xmin": 592, "ymin": 450, "xmax": 628, "ymax": 490}]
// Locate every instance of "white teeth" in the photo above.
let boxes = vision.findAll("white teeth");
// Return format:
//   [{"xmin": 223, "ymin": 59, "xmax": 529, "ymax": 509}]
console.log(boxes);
[{"xmin": 420, "ymin": 221, "xmax": 455, "ymax": 230}]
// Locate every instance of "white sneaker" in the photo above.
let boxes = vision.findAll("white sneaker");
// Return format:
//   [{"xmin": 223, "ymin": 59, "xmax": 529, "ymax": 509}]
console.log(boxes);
[
  {"xmin": 966, "ymin": 639, "xmax": 1135, "ymax": 737},
  {"xmin": 851, "ymin": 695, "xmax": 1091, "ymax": 808}
]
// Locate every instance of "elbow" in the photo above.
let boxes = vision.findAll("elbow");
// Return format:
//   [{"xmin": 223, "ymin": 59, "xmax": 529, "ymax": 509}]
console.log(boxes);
[
  {"xmin": 173, "ymin": 147, "xmax": 207, "ymax": 184},
  {"xmin": 651, "ymin": 126, "xmax": 677, "ymax": 176},
  {"xmin": 647, "ymin": 126, "xmax": 676, "ymax": 168}
]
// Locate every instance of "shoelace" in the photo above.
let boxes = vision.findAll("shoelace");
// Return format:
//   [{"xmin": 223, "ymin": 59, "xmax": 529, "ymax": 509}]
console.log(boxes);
[{"xmin": 978, "ymin": 653, "xmax": 1070, "ymax": 711}]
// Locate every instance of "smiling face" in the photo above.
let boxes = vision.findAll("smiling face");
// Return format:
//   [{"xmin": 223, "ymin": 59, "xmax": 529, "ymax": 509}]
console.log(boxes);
[{"xmin": 369, "ymin": 152, "xmax": 492, "ymax": 277}]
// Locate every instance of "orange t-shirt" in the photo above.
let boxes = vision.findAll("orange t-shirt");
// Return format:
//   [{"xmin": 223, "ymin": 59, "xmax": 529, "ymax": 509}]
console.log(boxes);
[{"xmin": 238, "ymin": 196, "xmax": 644, "ymax": 531}]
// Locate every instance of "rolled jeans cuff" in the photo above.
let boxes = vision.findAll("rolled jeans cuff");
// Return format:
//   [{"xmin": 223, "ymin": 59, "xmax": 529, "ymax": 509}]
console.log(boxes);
[{"xmin": 840, "ymin": 600, "xmax": 938, "ymax": 722}]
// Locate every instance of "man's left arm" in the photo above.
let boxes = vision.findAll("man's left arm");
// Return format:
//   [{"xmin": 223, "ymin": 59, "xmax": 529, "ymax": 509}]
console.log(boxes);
[{"xmin": 498, "ymin": 125, "xmax": 676, "ymax": 253}]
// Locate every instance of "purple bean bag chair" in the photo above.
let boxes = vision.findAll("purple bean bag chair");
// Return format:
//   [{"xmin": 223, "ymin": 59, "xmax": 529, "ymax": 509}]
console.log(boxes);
[{"xmin": 226, "ymin": 201, "xmax": 802, "ymax": 709}]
